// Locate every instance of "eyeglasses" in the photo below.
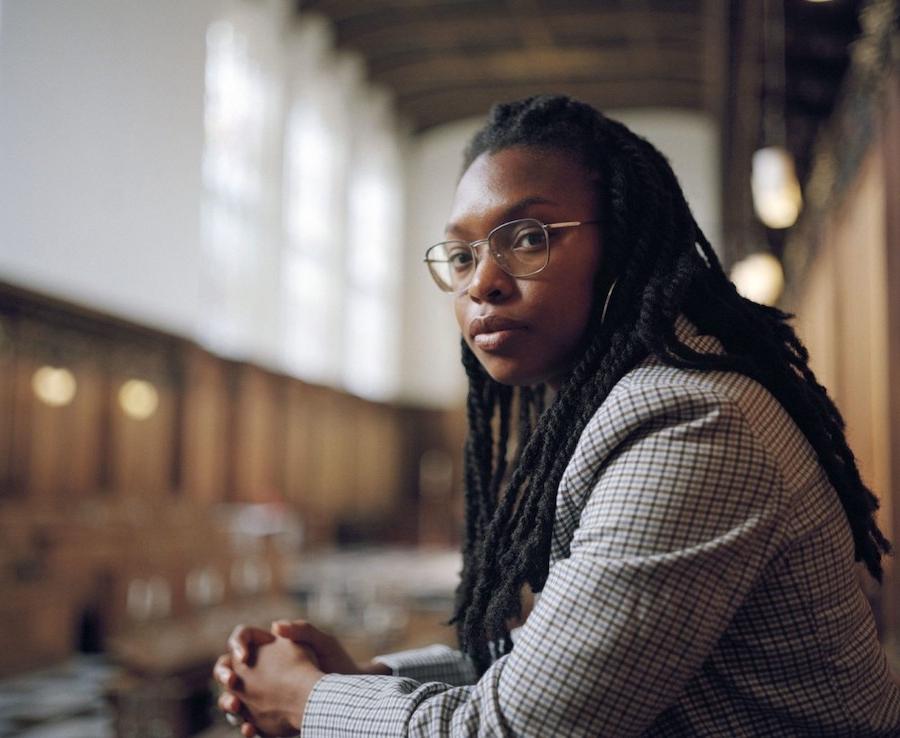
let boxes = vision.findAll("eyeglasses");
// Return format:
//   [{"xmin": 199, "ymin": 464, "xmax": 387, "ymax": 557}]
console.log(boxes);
[{"xmin": 424, "ymin": 218, "xmax": 600, "ymax": 293}]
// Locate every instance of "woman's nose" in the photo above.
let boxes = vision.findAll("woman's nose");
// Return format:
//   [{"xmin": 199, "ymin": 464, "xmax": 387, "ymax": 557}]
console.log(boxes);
[{"xmin": 466, "ymin": 244, "xmax": 514, "ymax": 302}]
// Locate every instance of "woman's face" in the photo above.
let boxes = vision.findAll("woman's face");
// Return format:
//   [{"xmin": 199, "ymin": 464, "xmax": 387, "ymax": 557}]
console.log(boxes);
[{"xmin": 448, "ymin": 146, "xmax": 604, "ymax": 387}]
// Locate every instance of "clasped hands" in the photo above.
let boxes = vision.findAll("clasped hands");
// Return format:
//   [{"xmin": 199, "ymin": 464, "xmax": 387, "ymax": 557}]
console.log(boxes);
[{"xmin": 213, "ymin": 619, "xmax": 390, "ymax": 737}]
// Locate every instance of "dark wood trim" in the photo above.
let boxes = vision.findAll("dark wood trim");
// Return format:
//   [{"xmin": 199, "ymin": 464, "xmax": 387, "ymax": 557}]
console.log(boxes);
[
  {"xmin": 400, "ymin": 81, "xmax": 705, "ymax": 133},
  {"xmin": 0, "ymin": 280, "xmax": 188, "ymax": 353},
  {"xmin": 169, "ymin": 353, "xmax": 186, "ymax": 496},
  {"xmin": 223, "ymin": 360, "xmax": 241, "ymax": 503},
  {"xmin": 719, "ymin": 0, "xmax": 763, "ymax": 268},
  {"xmin": 96, "ymin": 362, "xmax": 113, "ymax": 494},
  {"xmin": 882, "ymin": 68, "xmax": 900, "ymax": 640}
]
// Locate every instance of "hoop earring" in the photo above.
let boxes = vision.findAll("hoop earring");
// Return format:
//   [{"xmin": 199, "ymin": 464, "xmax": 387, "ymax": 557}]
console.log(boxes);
[{"xmin": 600, "ymin": 278, "xmax": 619, "ymax": 325}]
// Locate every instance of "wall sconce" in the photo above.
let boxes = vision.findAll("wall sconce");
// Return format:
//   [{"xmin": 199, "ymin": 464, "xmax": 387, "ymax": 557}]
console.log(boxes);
[
  {"xmin": 118, "ymin": 379, "xmax": 159, "ymax": 420},
  {"xmin": 730, "ymin": 251, "xmax": 785, "ymax": 306},
  {"xmin": 32, "ymin": 366, "xmax": 77, "ymax": 407}
]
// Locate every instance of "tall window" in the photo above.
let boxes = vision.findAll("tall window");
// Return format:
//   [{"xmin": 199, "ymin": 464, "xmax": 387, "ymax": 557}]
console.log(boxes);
[
  {"xmin": 281, "ymin": 72, "xmax": 349, "ymax": 384},
  {"xmin": 201, "ymin": 14, "xmax": 406, "ymax": 399},
  {"xmin": 200, "ymin": 18, "xmax": 277, "ymax": 358},
  {"xmin": 343, "ymin": 119, "xmax": 403, "ymax": 399}
]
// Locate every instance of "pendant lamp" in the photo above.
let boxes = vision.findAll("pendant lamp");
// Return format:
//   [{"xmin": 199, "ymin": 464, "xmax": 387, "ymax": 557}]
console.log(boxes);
[{"xmin": 752, "ymin": 0, "xmax": 803, "ymax": 229}]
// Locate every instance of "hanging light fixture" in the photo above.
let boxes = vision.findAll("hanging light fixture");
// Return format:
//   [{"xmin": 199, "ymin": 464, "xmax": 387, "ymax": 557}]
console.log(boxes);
[
  {"xmin": 752, "ymin": 146, "xmax": 803, "ymax": 228},
  {"xmin": 752, "ymin": 0, "xmax": 803, "ymax": 229}
]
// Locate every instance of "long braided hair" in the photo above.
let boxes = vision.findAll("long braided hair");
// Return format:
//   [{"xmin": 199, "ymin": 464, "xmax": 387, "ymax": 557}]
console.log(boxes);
[{"xmin": 449, "ymin": 94, "xmax": 891, "ymax": 674}]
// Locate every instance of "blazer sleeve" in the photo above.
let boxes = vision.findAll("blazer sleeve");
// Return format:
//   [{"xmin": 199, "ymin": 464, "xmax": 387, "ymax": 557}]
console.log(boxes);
[
  {"xmin": 373, "ymin": 644, "xmax": 478, "ymax": 686},
  {"xmin": 301, "ymin": 380, "xmax": 791, "ymax": 737}
]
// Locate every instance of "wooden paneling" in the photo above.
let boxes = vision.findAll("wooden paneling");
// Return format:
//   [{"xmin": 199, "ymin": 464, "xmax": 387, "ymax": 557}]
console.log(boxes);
[
  {"xmin": 180, "ymin": 347, "xmax": 230, "ymax": 504},
  {"xmin": 314, "ymin": 390, "xmax": 355, "ymax": 515},
  {"xmin": 881, "ymin": 70, "xmax": 900, "ymax": 640},
  {"xmin": 282, "ymin": 379, "xmax": 312, "ymax": 506},
  {"xmin": 0, "ymin": 280, "xmax": 467, "ymax": 528},
  {"xmin": 10, "ymin": 321, "xmax": 106, "ymax": 505},
  {"xmin": 107, "ymin": 372, "xmax": 178, "ymax": 498},
  {"xmin": 232, "ymin": 364, "xmax": 287, "ymax": 503},
  {"xmin": 0, "ymin": 283, "xmax": 458, "ymax": 520},
  {"xmin": 789, "ymin": 119, "xmax": 897, "ymax": 638},
  {"xmin": 0, "ymin": 281, "xmax": 467, "ymax": 673},
  {"xmin": 793, "ymin": 234, "xmax": 839, "ymax": 395},
  {"xmin": 353, "ymin": 402, "xmax": 402, "ymax": 517},
  {"xmin": 0, "ymin": 318, "xmax": 15, "ymax": 496},
  {"xmin": 830, "ymin": 150, "xmax": 890, "ymax": 523}
]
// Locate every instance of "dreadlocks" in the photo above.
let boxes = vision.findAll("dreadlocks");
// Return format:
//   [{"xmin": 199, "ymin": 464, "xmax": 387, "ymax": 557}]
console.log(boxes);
[{"xmin": 449, "ymin": 94, "xmax": 891, "ymax": 674}]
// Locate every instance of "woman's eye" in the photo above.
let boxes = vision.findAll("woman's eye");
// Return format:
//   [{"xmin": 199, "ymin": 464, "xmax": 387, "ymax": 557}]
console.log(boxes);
[
  {"xmin": 511, "ymin": 229, "xmax": 545, "ymax": 251},
  {"xmin": 448, "ymin": 249, "xmax": 474, "ymax": 271}
]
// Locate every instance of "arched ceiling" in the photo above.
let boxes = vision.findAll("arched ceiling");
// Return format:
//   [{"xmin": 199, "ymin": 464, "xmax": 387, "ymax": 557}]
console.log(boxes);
[
  {"xmin": 296, "ymin": 0, "xmax": 865, "ymax": 263},
  {"xmin": 298, "ymin": 0, "xmax": 722, "ymax": 131}
]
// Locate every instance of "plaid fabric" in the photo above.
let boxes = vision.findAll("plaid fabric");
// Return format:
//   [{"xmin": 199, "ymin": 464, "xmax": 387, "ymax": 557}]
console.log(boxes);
[
  {"xmin": 373, "ymin": 645, "xmax": 478, "ymax": 687},
  {"xmin": 302, "ymin": 316, "xmax": 900, "ymax": 737}
]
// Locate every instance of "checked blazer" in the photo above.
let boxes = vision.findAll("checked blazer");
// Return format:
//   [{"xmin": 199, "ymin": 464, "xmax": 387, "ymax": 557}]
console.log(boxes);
[{"xmin": 301, "ymin": 316, "xmax": 900, "ymax": 737}]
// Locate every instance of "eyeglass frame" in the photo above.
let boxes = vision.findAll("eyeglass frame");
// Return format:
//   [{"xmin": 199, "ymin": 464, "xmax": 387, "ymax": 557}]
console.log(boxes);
[{"xmin": 423, "ymin": 217, "xmax": 602, "ymax": 293}]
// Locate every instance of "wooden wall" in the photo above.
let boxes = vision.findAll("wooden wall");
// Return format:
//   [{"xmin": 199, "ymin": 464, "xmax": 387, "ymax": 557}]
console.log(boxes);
[
  {"xmin": 0, "ymin": 282, "xmax": 466, "ymax": 675},
  {"xmin": 793, "ymin": 146, "xmax": 891, "ymax": 532},
  {"xmin": 787, "ymin": 69, "xmax": 900, "ymax": 643}
]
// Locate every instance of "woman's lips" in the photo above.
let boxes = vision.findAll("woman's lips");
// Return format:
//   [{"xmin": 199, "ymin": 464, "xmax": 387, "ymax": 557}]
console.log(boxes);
[
  {"xmin": 473, "ymin": 329, "xmax": 524, "ymax": 350},
  {"xmin": 469, "ymin": 315, "xmax": 528, "ymax": 351}
]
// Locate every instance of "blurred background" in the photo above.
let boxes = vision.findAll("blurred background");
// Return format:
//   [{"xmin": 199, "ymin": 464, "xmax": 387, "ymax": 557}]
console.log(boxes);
[{"xmin": 0, "ymin": 0, "xmax": 897, "ymax": 735}]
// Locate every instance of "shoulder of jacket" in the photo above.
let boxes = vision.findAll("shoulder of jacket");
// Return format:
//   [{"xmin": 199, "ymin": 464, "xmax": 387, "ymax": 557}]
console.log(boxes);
[
  {"xmin": 574, "ymin": 316, "xmax": 814, "ymax": 494},
  {"xmin": 587, "ymin": 365, "xmax": 742, "ymax": 450},
  {"xmin": 574, "ymin": 315, "xmax": 771, "ymax": 469},
  {"xmin": 602, "ymin": 314, "xmax": 767, "ymax": 421}
]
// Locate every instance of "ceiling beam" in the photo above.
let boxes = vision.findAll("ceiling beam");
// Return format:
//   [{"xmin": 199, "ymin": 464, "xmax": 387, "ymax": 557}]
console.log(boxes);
[
  {"xmin": 505, "ymin": 0, "xmax": 555, "ymax": 48},
  {"xmin": 365, "ymin": 37, "xmax": 699, "ymax": 71},
  {"xmin": 320, "ymin": 7, "xmax": 703, "ymax": 48},
  {"xmin": 370, "ymin": 46, "xmax": 703, "ymax": 91},
  {"xmin": 397, "ymin": 79, "xmax": 705, "ymax": 131}
]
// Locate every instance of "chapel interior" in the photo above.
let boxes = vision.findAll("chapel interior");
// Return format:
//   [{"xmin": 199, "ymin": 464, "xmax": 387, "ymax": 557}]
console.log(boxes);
[{"xmin": 1, "ymin": 1, "xmax": 899, "ymax": 736}]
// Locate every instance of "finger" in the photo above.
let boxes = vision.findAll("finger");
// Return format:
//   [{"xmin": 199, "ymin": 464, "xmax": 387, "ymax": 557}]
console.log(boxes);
[
  {"xmin": 272, "ymin": 619, "xmax": 331, "ymax": 648},
  {"xmin": 217, "ymin": 691, "xmax": 243, "ymax": 715},
  {"xmin": 228, "ymin": 625, "xmax": 276, "ymax": 664},
  {"xmin": 213, "ymin": 653, "xmax": 229, "ymax": 676},
  {"xmin": 215, "ymin": 655, "xmax": 236, "ymax": 682},
  {"xmin": 214, "ymin": 663, "xmax": 238, "ymax": 690},
  {"xmin": 215, "ymin": 653, "xmax": 233, "ymax": 669},
  {"xmin": 240, "ymin": 721, "xmax": 257, "ymax": 738}
]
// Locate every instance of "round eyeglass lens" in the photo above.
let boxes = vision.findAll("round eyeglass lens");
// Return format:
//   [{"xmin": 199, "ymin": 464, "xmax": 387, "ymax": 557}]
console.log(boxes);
[
  {"xmin": 426, "ymin": 242, "xmax": 473, "ymax": 291},
  {"xmin": 425, "ymin": 219, "xmax": 551, "ymax": 292},
  {"xmin": 490, "ymin": 219, "xmax": 549, "ymax": 276}
]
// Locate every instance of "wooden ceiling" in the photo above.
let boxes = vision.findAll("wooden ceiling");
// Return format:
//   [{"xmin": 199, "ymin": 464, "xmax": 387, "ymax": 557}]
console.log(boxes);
[
  {"xmin": 296, "ymin": 0, "xmax": 864, "ymax": 262},
  {"xmin": 295, "ymin": 1, "xmax": 859, "ymax": 134},
  {"xmin": 297, "ymin": 0, "xmax": 723, "ymax": 131}
]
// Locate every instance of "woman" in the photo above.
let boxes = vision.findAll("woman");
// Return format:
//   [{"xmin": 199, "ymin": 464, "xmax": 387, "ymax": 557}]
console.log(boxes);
[{"xmin": 213, "ymin": 95, "xmax": 900, "ymax": 736}]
